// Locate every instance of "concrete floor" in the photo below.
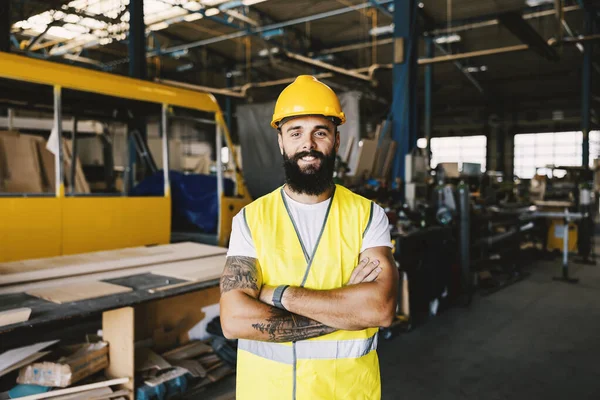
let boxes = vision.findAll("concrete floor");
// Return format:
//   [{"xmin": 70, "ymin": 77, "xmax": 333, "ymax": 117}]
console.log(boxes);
[{"xmin": 379, "ymin": 254, "xmax": 600, "ymax": 400}]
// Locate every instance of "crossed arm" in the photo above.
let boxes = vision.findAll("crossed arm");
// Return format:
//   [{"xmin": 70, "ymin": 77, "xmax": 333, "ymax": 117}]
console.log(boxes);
[{"xmin": 219, "ymin": 246, "xmax": 398, "ymax": 342}]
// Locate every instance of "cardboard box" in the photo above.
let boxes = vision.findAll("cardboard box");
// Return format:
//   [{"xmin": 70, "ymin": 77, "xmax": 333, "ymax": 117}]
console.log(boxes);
[{"xmin": 17, "ymin": 342, "xmax": 108, "ymax": 388}]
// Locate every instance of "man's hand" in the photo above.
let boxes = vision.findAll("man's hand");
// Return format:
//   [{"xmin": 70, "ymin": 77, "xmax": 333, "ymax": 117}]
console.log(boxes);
[
  {"xmin": 259, "ymin": 257, "xmax": 382, "ymax": 306},
  {"xmin": 347, "ymin": 257, "xmax": 382, "ymax": 285}
]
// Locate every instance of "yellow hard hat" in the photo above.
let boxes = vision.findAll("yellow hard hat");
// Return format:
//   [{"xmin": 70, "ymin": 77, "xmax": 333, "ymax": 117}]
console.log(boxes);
[{"xmin": 271, "ymin": 75, "xmax": 346, "ymax": 129}]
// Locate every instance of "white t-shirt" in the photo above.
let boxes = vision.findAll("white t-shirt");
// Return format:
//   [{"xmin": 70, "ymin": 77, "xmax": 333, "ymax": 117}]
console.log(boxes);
[{"xmin": 227, "ymin": 190, "xmax": 393, "ymax": 258}]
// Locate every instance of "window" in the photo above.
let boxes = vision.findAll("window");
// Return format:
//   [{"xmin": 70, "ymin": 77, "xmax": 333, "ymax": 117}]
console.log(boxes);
[
  {"xmin": 513, "ymin": 131, "xmax": 595, "ymax": 179},
  {"xmin": 430, "ymin": 135, "xmax": 487, "ymax": 172}
]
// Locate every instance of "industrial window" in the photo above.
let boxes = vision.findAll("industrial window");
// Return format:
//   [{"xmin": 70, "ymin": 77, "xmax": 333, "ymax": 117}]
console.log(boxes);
[
  {"xmin": 430, "ymin": 135, "xmax": 487, "ymax": 172},
  {"xmin": 514, "ymin": 131, "xmax": 600, "ymax": 179}
]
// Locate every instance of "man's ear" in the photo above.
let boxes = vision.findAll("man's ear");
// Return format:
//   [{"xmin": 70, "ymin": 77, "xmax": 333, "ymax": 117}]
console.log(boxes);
[
  {"xmin": 335, "ymin": 130, "xmax": 341, "ymax": 152},
  {"xmin": 278, "ymin": 131, "xmax": 284, "ymax": 155}
]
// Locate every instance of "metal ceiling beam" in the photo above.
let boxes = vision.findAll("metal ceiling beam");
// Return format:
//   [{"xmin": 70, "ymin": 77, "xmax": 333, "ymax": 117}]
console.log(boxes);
[
  {"xmin": 498, "ymin": 12, "xmax": 559, "ymax": 62},
  {"xmin": 0, "ymin": 0, "xmax": 9, "ymax": 52},
  {"xmin": 427, "ymin": 4, "xmax": 580, "ymax": 36},
  {"xmin": 369, "ymin": 0, "xmax": 393, "ymax": 18},
  {"xmin": 149, "ymin": 0, "xmax": 394, "ymax": 57}
]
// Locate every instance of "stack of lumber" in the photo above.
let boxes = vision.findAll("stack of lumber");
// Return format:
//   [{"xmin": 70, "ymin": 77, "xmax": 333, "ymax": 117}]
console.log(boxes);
[
  {"xmin": 0, "ymin": 131, "xmax": 90, "ymax": 194},
  {"xmin": 0, "ymin": 242, "xmax": 228, "ymax": 298},
  {"xmin": 348, "ymin": 121, "xmax": 397, "ymax": 181}
]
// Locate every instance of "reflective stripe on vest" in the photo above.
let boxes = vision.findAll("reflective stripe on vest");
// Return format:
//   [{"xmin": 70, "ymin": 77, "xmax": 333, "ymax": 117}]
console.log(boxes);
[{"xmin": 238, "ymin": 334, "xmax": 378, "ymax": 365}]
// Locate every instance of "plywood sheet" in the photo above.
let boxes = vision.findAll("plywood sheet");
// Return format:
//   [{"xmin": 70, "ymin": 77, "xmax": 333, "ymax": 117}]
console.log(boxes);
[
  {"xmin": 151, "ymin": 255, "xmax": 226, "ymax": 282},
  {"xmin": 0, "ymin": 307, "xmax": 31, "ymax": 327},
  {"xmin": 0, "ymin": 242, "xmax": 227, "ymax": 286},
  {"xmin": 37, "ymin": 140, "xmax": 56, "ymax": 191},
  {"xmin": 353, "ymin": 139, "xmax": 378, "ymax": 178},
  {"xmin": 27, "ymin": 281, "xmax": 132, "ymax": 304},
  {"xmin": 0, "ymin": 132, "xmax": 44, "ymax": 193},
  {"xmin": 0, "ymin": 351, "xmax": 51, "ymax": 378}
]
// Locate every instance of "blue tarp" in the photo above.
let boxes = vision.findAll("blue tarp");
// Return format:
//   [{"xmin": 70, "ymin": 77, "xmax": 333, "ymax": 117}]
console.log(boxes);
[{"xmin": 132, "ymin": 171, "xmax": 234, "ymax": 234}]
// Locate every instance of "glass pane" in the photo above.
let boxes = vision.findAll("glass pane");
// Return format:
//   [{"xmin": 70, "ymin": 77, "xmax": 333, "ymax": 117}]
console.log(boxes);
[{"xmin": 0, "ymin": 78, "xmax": 55, "ymax": 195}]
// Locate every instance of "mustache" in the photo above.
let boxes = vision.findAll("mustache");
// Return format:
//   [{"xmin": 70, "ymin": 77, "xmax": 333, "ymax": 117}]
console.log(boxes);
[{"xmin": 291, "ymin": 150, "xmax": 325, "ymax": 162}]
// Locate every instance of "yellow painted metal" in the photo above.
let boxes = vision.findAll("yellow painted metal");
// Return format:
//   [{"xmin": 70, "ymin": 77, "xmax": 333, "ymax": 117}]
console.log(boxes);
[
  {"xmin": 0, "ymin": 53, "xmax": 251, "ymax": 260},
  {"xmin": 219, "ymin": 196, "xmax": 252, "ymax": 247},
  {"xmin": 0, "ymin": 52, "xmax": 221, "ymax": 114},
  {"xmin": 0, "ymin": 197, "xmax": 62, "ymax": 262},
  {"xmin": 216, "ymin": 112, "xmax": 250, "ymax": 198},
  {"xmin": 62, "ymin": 197, "xmax": 171, "ymax": 255},
  {"xmin": 546, "ymin": 220, "xmax": 578, "ymax": 253}
]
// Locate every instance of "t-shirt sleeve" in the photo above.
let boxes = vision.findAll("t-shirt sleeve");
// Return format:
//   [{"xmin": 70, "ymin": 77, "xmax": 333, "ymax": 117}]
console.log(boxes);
[
  {"xmin": 226, "ymin": 209, "xmax": 257, "ymax": 258},
  {"xmin": 360, "ymin": 203, "xmax": 393, "ymax": 252}
]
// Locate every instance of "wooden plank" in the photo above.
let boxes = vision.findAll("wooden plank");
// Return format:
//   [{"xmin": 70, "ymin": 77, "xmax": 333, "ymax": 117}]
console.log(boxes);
[
  {"xmin": 0, "ymin": 242, "xmax": 227, "ymax": 286},
  {"xmin": 0, "ymin": 307, "xmax": 31, "ymax": 327},
  {"xmin": 0, "ymin": 351, "xmax": 50, "ymax": 378},
  {"xmin": 151, "ymin": 256, "xmax": 225, "ymax": 282},
  {"xmin": 16, "ymin": 378, "xmax": 129, "ymax": 400},
  {"xmin": 0, "ymin": 340, "xmax": 58, "ymax": 372},
  {"xmin": 27, "ymin": 281, "xmax": 132, "ymax": 304},
  {"xmin": 0, "ymin": 257, "xmax": 222, "ymax": 296},
  {"xmin": 135, "ymin": 286, "xmax": 221, "ymax": 345},
  {"xmin": 103, "ymin": 308, "xmax": 134, "ymax": 399},
  {"xmin": 353, "ymin": 139, "xmax": 378, "ymax": 178},
  {"xmin": 148, "ymin": 280, "xmax": 200, "ymax": 294},
  {"xmin": 45, "ymin": 387, "xmax": 112, "ymax": 400},
  {"xmin": 381, "ymin": 141, "xmax": 397, "ymax": 180}
]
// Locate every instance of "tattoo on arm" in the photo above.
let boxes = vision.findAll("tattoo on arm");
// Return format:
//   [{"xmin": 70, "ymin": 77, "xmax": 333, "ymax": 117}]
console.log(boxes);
[
  {"xmin": 220, "ymin": 256, "xmax": 260, "ymax": 294},
  {"xmin": 252, "ymin": 307, "xmax": 336, "ymax": 342}
]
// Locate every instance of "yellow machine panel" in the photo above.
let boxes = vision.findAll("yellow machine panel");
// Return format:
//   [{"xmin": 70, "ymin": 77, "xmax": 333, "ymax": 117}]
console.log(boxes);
[
  {"xmin": 546, "ymin": 220, "xmax": 578, "ymax": 253},
  {"xmin": 0, "ymin": 197, "xmax": 62, "ymax": 262},
  {"xmin": 62, "ymin": 197, "xmax": 171, "ymax": 255}
]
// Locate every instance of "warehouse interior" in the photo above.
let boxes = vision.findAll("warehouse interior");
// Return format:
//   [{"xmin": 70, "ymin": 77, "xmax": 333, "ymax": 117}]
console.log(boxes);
[{"xmin": 0, "ymin": 0, "xmax": 599, "ymax": 398}]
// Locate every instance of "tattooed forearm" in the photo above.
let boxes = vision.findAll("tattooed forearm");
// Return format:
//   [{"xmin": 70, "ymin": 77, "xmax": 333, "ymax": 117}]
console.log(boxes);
[
  {"xmin": 252, "ymin": 307, "xmax": 336, "ymax": 342},
  {"xmin": 220, "ymin": 256, "xmax": 260, "ymax": 294}
]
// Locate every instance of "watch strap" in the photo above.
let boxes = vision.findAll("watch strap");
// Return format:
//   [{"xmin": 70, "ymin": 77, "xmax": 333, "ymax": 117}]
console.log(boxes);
[{"xmin": 272, "ymin": 285, "xmax": 290, "ymax": 310}]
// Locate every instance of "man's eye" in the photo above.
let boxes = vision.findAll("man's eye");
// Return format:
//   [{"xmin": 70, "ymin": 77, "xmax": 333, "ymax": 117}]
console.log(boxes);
[{"xmin": 315, "ymin": 131, "xmax": 326, "ymax": 136}]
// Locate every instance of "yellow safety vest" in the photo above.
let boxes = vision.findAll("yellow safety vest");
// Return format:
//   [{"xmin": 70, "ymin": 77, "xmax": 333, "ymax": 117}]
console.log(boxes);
[{"xmin": 238, "ymin": 184, "xmax": 380, "ymax": 400}]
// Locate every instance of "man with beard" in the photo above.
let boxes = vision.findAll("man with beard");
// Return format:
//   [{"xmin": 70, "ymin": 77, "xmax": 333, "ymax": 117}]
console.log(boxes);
[{"xmin": 220, "ymin": 75, "xmax": 398, "ymax": 400}]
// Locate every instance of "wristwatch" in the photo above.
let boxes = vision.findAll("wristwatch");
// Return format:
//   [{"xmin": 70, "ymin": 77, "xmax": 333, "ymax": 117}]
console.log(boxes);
[{"xmin": 272, "ymin": 285, "xmax": 290, "ymax": 310}]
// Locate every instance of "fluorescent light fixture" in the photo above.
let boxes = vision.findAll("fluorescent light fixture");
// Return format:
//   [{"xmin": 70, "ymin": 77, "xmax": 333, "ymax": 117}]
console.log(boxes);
[
  {"xmin": 63, "ymin": 14, "xmax": 81, "ymax": 23},
  {"xmin": 417, "ymin": 138, "xmax": 427, "ymax": 149},
  {"xmin": 242, "ymin": 0, "xmax": 268, "ymax": 5},
  {"xmin": 434, "ymin": 34, "xmax": 461, "ymax": 44},
  {"xmin": 258, "ymin": 47, "xmax": 279, "ymax": 57},
  {"xmin": 205, "ymin": 8, "xmax": 220, "ymax": 16},
  {"xmin": 149, "ymin": 21, "xmax": 169, "ymax": 31},
  {"xmin": 183, "ymin": 1, "xmax": 203, "ymax": 11},
  {"xmin": 369, "ymin": 24, "xmax": 394, "ymax": 36},
  {"xmin": 463, "ymin": 65, "xmax": 488, "ymax": 73},
  {"xmin": 47, "ymin": 26, "xmax": 78, "ymax": 39},
  {"xmin": 526, "ymin": 0, "xmax": 553, "ymax": 6},
  {"xmin": 183, "ymin": 13, "xmax": 204, "ymax": 21}
]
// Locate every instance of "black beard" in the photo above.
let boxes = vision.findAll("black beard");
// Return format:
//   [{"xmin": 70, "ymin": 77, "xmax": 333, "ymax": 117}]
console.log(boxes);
[{"xmin": 283, "ymin": 149, "xmax": 336, "ymax": 196}]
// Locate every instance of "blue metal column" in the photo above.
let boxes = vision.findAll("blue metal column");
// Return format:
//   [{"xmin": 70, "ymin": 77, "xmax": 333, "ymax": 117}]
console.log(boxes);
[
  {"xmin": 391, "ymin": 0, "xmax": 419, "ymax": 183},
  {"xmin": 226, "ymin": 76, "xmax": 233, "ymax": 132},
  {"xmin": 582, "ymin": 8, "xmax": 593, "ymax": 168},
  {"xmin": 128, "ymin": 0, "xmax": 147, "ymax": 79},
  {"xmin": 0, "ymin": 0, "xmax": 9, "ymax": 52},
  {"xmin": 424, "ymin": 37, "xmax": 433, "ymax": 165},
  {"xmin": 127, "ymin": 0, "xmax": 146, "ymax": 193}
]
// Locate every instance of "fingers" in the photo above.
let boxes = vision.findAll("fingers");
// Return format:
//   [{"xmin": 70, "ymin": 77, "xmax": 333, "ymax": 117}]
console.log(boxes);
[
  {"xmin": 348, "ymin": 257, "xmax": 369, "ymax": 285},
  {"xmin": 348, "ymin": 258, "xmax": 380, "ymax": 285},
  {"xmin": 362, "ymin": 266, "xmax": 382, "ymax": 283}
]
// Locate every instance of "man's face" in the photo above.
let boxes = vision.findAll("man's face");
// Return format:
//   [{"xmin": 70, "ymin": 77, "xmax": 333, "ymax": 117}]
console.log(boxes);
[{"xmin": 278, "ymin": 115, "xmax": 340, "ymax": 195}]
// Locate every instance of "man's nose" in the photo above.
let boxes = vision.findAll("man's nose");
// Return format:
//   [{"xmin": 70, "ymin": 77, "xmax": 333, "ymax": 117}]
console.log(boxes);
[{"xmin": 300, "ymin": 135, "xmax": 316, "ymax": 151}]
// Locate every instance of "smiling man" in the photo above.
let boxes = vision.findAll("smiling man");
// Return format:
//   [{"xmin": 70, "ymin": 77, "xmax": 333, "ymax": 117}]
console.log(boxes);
[{"xmin": 220, "ymin": 75, "xmax": 399, "ymax": 400}]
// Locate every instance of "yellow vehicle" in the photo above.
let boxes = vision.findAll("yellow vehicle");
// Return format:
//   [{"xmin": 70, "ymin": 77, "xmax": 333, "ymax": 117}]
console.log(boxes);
[{"xmin": 0, "ymin": 52, "xmax": 250, "ymax": 263}]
